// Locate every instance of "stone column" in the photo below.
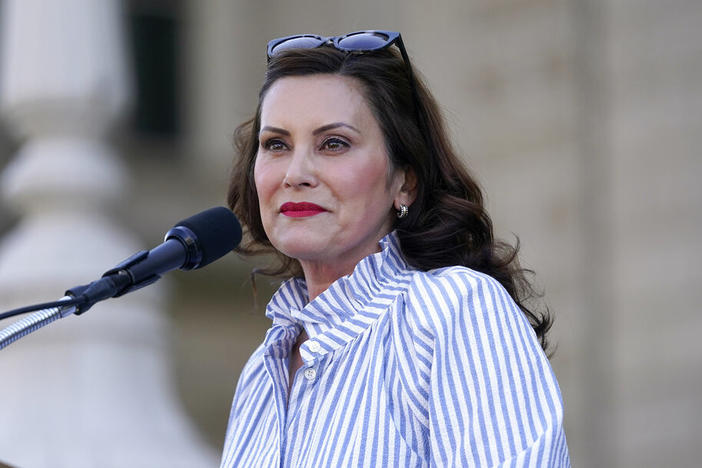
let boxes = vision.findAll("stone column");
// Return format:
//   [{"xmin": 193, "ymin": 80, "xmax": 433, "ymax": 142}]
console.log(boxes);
[{"xmin": 0, "ymin": 1, "xmax": 216, "ymax": 466}]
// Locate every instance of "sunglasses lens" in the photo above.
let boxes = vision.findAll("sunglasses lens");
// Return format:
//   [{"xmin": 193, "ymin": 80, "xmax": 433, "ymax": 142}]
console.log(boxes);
[
  {"xmin": 270, "ymin": 36, "xmax": 325, "ymax": 55},
  {"xmin": 337, "ymin": 32, "xmax": 390, "ymax": 51}
]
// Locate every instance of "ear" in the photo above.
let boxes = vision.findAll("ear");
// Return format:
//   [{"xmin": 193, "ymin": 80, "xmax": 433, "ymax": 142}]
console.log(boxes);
[{"xmin": 394, "ymin": 167, "xmax": 418, "ymax": 210}]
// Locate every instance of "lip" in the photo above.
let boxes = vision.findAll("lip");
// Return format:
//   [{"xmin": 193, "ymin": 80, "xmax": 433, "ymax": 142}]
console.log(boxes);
[{"xmin": 279, "ymin": 201, "xmax": 327, "ymax": 217}]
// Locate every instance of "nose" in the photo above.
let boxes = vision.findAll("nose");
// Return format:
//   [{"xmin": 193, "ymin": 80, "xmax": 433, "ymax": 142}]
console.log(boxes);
[{"xmin": 283, "ymin": 149, "xmax": 318, "ymax": 188}]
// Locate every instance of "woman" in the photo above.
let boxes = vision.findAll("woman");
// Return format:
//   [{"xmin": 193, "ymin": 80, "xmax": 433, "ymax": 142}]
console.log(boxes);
[{"xmin": 221, "ymin": 31, "xmax": 569, "ymax": 467}]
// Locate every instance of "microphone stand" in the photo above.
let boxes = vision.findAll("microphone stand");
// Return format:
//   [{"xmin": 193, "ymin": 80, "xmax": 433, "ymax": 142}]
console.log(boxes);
[
  {"xmin": 0, "ymin": 272, "xmax": 135, "ymax": 351},
  {"xmin": 0, "ymin": 297, "xmax": 78, "ymax": 350}
]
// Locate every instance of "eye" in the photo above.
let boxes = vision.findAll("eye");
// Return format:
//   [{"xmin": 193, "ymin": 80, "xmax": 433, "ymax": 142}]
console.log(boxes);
[
  {"xmin": 320, "ymin": 137, "xmax": 350, "ymax": 152},
  {"xmin": 262, "ymin": 138, "xmax": 289, "ymax": 152}
]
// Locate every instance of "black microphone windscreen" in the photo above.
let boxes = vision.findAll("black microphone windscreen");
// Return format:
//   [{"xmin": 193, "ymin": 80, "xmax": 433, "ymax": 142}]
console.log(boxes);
[{"xmin": 175, "ymin": 207, "xmax": 242, "ymax": 268}]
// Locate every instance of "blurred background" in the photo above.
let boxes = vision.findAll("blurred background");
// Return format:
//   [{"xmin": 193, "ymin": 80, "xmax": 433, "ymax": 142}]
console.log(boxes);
[{"xmin": 0, "ymin": 0, "xmax": 700, "ymax": 466}]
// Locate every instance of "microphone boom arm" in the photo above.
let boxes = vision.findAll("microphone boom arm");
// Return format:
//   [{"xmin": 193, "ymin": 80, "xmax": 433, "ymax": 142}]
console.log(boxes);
[{"xmin": 0, "ymin": 297, "xmax": 78, "ymax": 351}]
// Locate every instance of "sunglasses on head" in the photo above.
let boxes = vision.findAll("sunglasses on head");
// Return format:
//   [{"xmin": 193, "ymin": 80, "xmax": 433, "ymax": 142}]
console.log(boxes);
[
  {"xmin": 266, "ymin": 30, "xmax": 414, "ymax": 82},
  {"xmin": 267, "ymin": 30, "xmax": 404, "ymax": 57}
]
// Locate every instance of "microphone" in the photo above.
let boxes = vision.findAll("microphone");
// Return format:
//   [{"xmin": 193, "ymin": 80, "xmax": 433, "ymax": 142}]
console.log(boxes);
[{"xmin": 68, "ymin": 207, "xmax": 242, "ymax": 314}]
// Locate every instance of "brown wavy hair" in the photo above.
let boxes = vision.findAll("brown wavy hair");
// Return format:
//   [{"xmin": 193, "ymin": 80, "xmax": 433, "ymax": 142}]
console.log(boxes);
[{"xmin": 227, "ymin": 46, "xmax": 552, "ymax": 350}]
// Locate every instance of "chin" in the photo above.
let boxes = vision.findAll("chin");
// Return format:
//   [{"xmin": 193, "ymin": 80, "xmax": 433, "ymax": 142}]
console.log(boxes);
[{"xmin": 273, "ymin": 232, "xmax": 329, "ymax": 260}]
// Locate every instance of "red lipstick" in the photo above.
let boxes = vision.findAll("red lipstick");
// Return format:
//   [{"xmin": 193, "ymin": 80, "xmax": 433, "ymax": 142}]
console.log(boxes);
[{"xmin": 280, "ymin": 202, "xmax": 326, "ymax": 217}]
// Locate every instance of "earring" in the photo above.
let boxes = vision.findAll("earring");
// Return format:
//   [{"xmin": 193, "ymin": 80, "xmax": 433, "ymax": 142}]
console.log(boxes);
[{"xmin": 396, "ymin": 204, "xmax": 408, "ymax": 219}]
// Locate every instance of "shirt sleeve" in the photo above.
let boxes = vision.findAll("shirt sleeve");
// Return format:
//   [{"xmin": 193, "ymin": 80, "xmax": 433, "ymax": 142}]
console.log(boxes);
[{"xmin": 406, "ymin": 268, "xmax": 570, "ymax": 467}]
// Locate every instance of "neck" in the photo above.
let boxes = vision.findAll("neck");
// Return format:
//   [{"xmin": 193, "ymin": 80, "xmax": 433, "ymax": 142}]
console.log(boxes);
[
  {"xmin": 299, "ymin": 261, "xmax": 356, "ymax": 300},
  {"xmin": 299, "ymin": 240, "xmax": 385, "ymax": 300},
  {"xmin": 296, "ymin": 227, "xmax": 394, "ymax": 301}
]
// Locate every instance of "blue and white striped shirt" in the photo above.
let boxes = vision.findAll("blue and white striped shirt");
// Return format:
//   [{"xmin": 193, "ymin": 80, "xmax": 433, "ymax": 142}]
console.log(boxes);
[{"xmin": 221, "ymin": 232, "xmax": 569, "ymax": 467}]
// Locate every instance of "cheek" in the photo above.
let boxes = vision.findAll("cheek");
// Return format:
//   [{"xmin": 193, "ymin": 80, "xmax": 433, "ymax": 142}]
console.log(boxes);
[
  {"xmin": 253, "ymin": 162, "xmax": 281, "ymax": 234},
  {"xmin": 334, "ymin": 160, "xmax": 394, "ymax": 213},
  {"xmin": 352, "ymin": 160, "xmax": 393, "ymax": 195},
  {"xmin": 253, "ymin": 159, "xmax": 276, "ymax": 205}
]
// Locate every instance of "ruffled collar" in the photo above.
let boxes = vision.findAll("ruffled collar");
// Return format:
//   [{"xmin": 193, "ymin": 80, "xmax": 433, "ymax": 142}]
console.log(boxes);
[{"xmin": 262, "ymin": 231, "xmax": 414, "ymax": 362}]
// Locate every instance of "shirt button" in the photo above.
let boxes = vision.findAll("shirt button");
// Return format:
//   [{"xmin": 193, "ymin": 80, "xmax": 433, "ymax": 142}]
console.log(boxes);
[
  {"xmin": 308, "ymin": 341, "xmax": 321, "ymax": 353},
  {"xmin": 303, "ymin": 368, "xmax": 317, "ymax": 381}
]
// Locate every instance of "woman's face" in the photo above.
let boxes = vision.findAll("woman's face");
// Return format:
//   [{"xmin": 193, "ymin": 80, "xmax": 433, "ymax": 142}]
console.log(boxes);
[{"xmin": 254, "ymin": 74, "xmax": 407, "ymax": 275}]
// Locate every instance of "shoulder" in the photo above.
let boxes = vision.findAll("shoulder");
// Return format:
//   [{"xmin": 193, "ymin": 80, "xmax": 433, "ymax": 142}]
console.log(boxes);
[
  {"xmin": 402, "ymin": 266, "xmax": 531, "ymax": 342},
  {"xmin": 405, "ymin": 265, "xmax": 515, "ymax": 318},
  {"xmin": 408, "ymin": 265, "xmax": 505, "ymax": 297}
]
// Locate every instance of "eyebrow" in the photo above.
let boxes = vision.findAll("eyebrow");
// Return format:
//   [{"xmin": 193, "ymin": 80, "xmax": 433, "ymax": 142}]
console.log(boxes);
[
  {"xmin": 259, "ymin": 122, "xmax": 361, "ymax": 137},
  {"xmin": 312, "ymin": 122, "xmax": 361, "ymax": 135},
  {"xmin": 259, "ymin": 126, "xmax": 290, "ymax": 136}
]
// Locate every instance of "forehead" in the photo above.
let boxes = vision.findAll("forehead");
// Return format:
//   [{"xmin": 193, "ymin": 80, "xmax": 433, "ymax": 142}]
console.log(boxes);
[{"xmin": 260, "ymin": 74, "xmax": 373, "ymax": 127}]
